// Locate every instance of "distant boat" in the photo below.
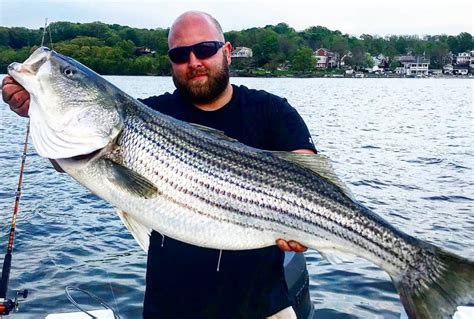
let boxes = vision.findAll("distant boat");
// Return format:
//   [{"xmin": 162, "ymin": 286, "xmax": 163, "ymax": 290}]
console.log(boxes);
[{"xmin": 354, "ymin": 73, "xmax": 364, "ymax": 78}]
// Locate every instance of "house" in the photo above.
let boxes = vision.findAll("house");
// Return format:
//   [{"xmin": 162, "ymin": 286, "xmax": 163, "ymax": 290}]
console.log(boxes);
[
  {"xmin": 395, "ymin": 66, "xmax": 406, "ymax": 75},
  {"xmin": 134, "ymin": 47, "xmax": 156, "ymax": 55},
  {"xmin": 313, "ymin": 48, "xmax": 339, "ymax": 68},
  {"xmin": 398, "ymin": 54, "xmax": 430, "ymax": 75},
  {"xmin": 372, "ymin": 54, "xmax": 389, "ymax": 70},
  {"xmin": 453, "ymin": 65, "xmax": 469, "ymax": 75},
  {"xmin": 443, "ymin": 64, "xmax": 453, "ymax": 74},
  {"xmin": 455, "ymin": 52, "xmax": 470, "ymax": 65},
  {"xmin": 231, "ymin": 47, "xmax": 253, "ymax": 58}
]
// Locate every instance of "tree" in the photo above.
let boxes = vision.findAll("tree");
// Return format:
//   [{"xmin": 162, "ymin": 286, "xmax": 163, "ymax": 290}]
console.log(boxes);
[
  {"xmin": 331, "ymin": 37, "xmax": 349, "ymax": 64},
  {"xmin": 291, "ymin": 47, "xmax": 314, "ymax": 72},
  {"xmin": 457, "ymin": 32, "xmax": 473, "ymax": 52},
  {"xmin": 429, "ymin": 43, "xmax": 450, "ymax": 68},
  {"xmin": 389, "ymin": 59, "xmax": 400, "ymax": 70},
  {"xmin": 301, "ymin": 26, "xmax": 332, "ymax": 50},
  {"xmin": 447, "ymin": 35, "xmax": 460, "ymax": 53}
]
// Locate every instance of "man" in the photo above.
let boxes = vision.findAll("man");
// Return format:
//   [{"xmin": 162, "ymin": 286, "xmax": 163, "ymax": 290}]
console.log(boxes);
[{"xmin": 2, "ymin": 11, "xmax": 315, "ymax": 319}]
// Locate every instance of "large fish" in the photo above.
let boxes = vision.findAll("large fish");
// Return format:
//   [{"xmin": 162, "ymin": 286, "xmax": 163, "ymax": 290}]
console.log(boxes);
[{"xmin": 7, "ymin": 47, "xmax": 474, "ymax": 318}]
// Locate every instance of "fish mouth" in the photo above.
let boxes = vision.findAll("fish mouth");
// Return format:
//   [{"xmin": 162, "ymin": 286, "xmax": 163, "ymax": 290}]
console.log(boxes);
[{"xmin": 7, "ymin": 47, "xmax": 51, "ymax": 81}]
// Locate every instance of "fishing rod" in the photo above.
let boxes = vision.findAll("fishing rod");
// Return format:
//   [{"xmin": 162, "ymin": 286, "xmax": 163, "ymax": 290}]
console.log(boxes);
[
  {"xmin": 0, "ymin": 122, "xmax": 30, "ymax": 316},
  {"xmin": 0, "ymin": 18, "xmax": 53, "ymax": 317}
]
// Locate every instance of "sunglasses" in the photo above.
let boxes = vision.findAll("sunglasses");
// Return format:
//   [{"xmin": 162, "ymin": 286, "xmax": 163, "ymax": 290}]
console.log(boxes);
[{"xmin": 168, "ymin": 41, "xmax": 225, "ymax": 64}]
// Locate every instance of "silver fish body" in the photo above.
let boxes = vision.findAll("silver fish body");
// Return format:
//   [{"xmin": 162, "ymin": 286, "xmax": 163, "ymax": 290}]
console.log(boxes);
[{"xmin": 8, "ymin": 47, "xmax": 474, "ymax": 319}]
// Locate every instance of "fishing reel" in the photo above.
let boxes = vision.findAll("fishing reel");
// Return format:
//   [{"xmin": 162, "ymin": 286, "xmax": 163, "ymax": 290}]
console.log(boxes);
[{"xmin": 0, "ymin": 289, "xmax": 28, "ymax": 316}]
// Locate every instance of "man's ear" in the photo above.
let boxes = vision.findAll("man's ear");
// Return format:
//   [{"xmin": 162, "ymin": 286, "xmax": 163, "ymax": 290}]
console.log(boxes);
[{"xmin": 224, "ymin": 42, "xmax": 232, "ymax": 65}]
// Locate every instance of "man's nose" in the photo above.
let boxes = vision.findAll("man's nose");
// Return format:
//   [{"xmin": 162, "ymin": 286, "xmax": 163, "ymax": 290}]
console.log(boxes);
[{"xmin": 188, "ymin": 51, "xmax": 203, "ymax": 68}]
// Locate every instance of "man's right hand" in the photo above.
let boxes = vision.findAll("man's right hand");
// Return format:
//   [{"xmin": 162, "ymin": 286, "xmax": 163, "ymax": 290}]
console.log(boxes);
[{"xmin": 2, "ymin": 75, "xmax": 30, "ymax": 117}]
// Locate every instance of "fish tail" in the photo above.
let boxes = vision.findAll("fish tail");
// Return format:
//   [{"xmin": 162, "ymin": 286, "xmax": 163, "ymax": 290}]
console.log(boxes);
[{"xmin": 394, "ymin": 246, "xmax": 474, "ymax": 319}]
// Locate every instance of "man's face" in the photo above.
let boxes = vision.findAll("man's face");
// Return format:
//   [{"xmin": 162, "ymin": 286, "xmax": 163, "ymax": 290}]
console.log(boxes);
[
  {"xmin": 171, "ymin": 49, "xmax": 230, "ymax": 104},
  {"xmin": 168, "ymin": 16, "xmax": 232, "ymax": 104}
]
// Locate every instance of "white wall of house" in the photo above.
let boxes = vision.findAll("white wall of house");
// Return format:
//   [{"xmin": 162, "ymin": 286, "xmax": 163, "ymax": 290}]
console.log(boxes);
[
  {"xmin": 456, "ymin": 52, "xmax": 470, "ymax": 65},
  {"xmin": 454, "ymin": 68, "xmax": 469, "ymax": 75},
  {"xmin": 406, "ymin": 62, "xmax": 429, "ymax": 75},
  {"xmin": 316, "ymin": 56, "xmax": 327, "ymax": 68}
]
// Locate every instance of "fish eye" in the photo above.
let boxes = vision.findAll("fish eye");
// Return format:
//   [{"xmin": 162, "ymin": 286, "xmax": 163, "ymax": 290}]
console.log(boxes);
[{"xmin": 63, "ymin": 68, "xmax": 76, "ymax": 77}]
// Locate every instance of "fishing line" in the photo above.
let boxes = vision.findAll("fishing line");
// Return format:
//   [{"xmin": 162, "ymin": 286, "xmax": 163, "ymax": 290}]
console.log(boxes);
[
  {"xmin": 40, "ymin": 18, "xmax": 54, "ymax": 48},
  {"xmin": 65, "ymin": 286, "xmax": 119, "ymax": 319},
  {"xmin": 65, "ymin": 218, "xmax": 122, "ymax": 318}
]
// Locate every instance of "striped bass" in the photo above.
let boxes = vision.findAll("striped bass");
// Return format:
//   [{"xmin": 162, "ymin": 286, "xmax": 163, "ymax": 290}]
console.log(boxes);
[{"xmin": 7, "ymin": 47, "xmax": 474, "ymax": 319}]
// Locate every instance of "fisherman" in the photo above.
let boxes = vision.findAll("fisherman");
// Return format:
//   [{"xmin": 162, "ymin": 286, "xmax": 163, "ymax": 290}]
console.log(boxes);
[{"xmin": 2, "ymin": 11, "xmax": 316, "ymax": 319}]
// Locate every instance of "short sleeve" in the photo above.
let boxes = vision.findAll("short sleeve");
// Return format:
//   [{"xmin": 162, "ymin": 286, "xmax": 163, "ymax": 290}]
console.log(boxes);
[{"xmin": 265, "ymin": 96, "xmax": 317, "ymax": 152}]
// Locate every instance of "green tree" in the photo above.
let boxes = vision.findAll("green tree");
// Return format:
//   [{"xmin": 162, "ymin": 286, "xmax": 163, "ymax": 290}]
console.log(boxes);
[
  {"xmin": 301, "ymin": 26, "xmax": 332, "ymax": 50},
  {"xmin": 291, "ymin": 47, "xmax": 314, "ymax": 72},
  {"xmin": 429, "ymin": 43, "xmax": 450, "ymax": 68},
  {"xmin": 457, "ymin": 32, "xmax": 473, "ymax": 52}
]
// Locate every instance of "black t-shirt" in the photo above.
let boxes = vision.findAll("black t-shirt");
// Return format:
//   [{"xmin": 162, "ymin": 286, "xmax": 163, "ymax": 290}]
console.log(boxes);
[{"xmin": 139, "ymin": 84, "xmax": 316, "ymax": 319}]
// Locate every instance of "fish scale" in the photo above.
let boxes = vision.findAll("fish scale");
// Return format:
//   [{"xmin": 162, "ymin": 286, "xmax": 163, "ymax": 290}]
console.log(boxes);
[{"xmin": 118, "ymin": 105, "xmax": 415, "ymax": 270}]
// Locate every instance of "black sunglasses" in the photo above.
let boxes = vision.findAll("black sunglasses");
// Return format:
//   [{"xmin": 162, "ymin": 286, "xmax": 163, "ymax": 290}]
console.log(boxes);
[{"xmin": 168, "ymin": 41, "xmax": 225, "ymax": 64}]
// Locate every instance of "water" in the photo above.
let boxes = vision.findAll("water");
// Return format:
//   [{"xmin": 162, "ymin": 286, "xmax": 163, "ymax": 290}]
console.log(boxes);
[{"xmin": 1, "ymin": 76, "xmax": 473, "ymax": 318}]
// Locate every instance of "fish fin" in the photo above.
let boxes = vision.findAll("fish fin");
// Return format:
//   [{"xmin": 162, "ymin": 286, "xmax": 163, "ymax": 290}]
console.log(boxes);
[
  {"xmin": 116, "ymin": 209, "xmax": 151, "ymax": 251},
  {"xmin": 319, "ymin": 249, "xmax": 355, "ymax": 264},
  {"xmin": 393, "ymin": 246, "xmax": 474, "ymax": 319},
  {"xmin": 189, "ymin": 123, "xmax": 239, "ymax": 142},
  {"xmin": 105, "ymin": 159, "xmax": 158, "ymax": 199},
  {"xmin": 272, "ymin": 152, "xmax": 355, "ymax": 200}
]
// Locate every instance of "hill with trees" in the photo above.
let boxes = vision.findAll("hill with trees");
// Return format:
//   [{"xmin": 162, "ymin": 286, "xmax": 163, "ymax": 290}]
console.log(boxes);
[{"xmin": 0, "ymin": 21, "xmax": 472, "ymax": 75}]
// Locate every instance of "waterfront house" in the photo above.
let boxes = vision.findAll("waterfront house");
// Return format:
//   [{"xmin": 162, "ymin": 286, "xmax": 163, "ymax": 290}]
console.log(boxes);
[
  {"xmin": 443, "ymin": 64, "xmax": 454, "ymax": 74},
  {"xmin": 398, "ymin": 54, "xmax": 430, "ymax": 75},
  {"xmin": 231, "ymin": 47, "xmax": 253, "ymax": 58},
  {"xmin": 372, "ymin": 54, "xmax": 389, "ymax": 70},
  {"xmin": 395, "ymin": 66, "xmax": 405, "ymax": 75},
  {"xmin": 455, "ymin": 52, "xmax": 470, "ymax": 65},
  {"xmin": 314, "ymin": 48, "xmax": 339, "ymax": 68},
  {"xmin": 453, "ymin": 65, "xmax": 469, "ymax": 75}
]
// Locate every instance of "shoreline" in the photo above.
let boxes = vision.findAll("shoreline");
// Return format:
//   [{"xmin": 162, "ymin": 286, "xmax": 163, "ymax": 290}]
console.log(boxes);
[{"xmin": 229, "ymin": 72, "xmax": 473, "ymax": 79}]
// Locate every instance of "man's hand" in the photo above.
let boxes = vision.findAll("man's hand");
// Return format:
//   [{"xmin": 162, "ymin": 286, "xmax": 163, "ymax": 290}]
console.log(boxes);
[
  {"xmin": 2, "ymin": 75, "xmax": 30, "ymax": 117},
  {"xmin": 276, "ymin": 239, "xmax": 307, "ymax": 252}
]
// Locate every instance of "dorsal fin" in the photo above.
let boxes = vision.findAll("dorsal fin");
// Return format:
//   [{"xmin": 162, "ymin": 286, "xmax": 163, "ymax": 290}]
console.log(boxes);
[{"xmin": 272, "ymin": 152, "xmax": 355, "ymax": 200}]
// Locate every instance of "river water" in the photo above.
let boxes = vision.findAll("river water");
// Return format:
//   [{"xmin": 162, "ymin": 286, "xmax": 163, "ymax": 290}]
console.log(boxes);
[{"xmin": 0, "ymin": 76, "xmax": 473, "ymax": 318}]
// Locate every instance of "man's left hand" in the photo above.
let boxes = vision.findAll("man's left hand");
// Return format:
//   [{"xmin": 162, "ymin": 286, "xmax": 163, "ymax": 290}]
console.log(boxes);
[{"xmin": 276, "ymin": 239, "xmax": 307, "ymax": 252}]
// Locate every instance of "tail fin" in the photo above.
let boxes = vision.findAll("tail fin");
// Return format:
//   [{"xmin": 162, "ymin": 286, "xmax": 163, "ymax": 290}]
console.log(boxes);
[{"xmin": 393, "ymin": 247, "xmax": 474, "ymax": 319}]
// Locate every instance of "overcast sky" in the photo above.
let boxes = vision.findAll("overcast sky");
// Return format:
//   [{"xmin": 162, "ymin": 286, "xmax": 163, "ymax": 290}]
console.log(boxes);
[{"xmin": 1, "ymin": 0, "xmax": 472, "ymax": 37}]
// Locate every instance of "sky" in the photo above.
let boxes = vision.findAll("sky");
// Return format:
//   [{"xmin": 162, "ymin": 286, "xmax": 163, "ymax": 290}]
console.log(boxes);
[{"xmin": 0, "ymin": 0, "xmax": 473, "ymax": 37}]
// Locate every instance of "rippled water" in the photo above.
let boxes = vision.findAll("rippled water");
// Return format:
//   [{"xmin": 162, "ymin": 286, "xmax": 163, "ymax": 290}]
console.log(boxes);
[{"xmin": 1, "ymin": 76, "xmax": 473, "ymax": 318}]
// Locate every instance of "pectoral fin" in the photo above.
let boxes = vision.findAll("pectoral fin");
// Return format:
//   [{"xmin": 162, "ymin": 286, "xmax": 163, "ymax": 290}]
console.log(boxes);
[{"xmin": 104, "ymin": 159, "xmax": 158, "ymax": 199}]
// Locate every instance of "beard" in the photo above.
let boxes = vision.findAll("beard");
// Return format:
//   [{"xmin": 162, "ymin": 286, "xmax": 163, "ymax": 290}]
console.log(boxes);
[{"xmin": 172, "ymin": 54, "xmax": 230, "ymax": 104}]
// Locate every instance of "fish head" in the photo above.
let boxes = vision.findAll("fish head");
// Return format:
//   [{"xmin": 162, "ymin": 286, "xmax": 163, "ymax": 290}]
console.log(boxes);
[{"xmin": 8, "ymin": 46, "xmax": 123, "ymax": 159}]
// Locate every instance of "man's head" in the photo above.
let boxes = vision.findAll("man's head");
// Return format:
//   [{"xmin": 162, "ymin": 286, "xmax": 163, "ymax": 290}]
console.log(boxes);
[{"xmin": 168, "ymin": 11, "xmax": 232, "ymax": 104}]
